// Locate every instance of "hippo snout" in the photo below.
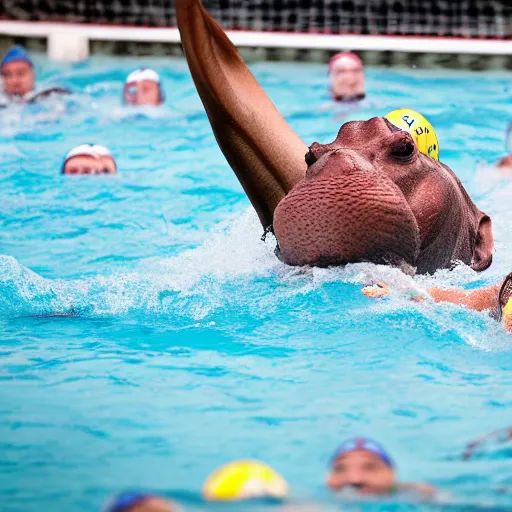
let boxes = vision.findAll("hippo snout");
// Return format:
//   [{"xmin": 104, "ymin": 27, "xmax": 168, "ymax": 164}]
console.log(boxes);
[{"xmin": 274, "ymin": 150, "xmax": 421, "ymax": 270}]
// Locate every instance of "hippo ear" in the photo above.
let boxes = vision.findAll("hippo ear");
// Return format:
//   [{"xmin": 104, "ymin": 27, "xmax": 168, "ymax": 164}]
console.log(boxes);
[{"xmin": 471, "ymin": 214, "xmax": 494, "ymax": 272}]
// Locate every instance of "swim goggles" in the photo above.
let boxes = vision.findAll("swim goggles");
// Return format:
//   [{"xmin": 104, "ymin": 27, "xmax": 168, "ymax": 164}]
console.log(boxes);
[{"xmin": 330, "ymin": 437, "xmax": 394, "ymax": 467}]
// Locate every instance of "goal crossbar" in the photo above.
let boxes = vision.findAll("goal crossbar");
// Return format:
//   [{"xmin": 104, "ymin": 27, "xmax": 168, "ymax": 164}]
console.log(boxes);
[{"xmin": 0, "ymin": 21, "xmax": 511, "ymax": 55}]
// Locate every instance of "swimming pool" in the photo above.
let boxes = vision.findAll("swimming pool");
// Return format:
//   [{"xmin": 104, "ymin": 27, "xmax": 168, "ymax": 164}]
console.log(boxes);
[{"xmin": 1, "ymin": 53, "xmax": 512, "ymax": 511}]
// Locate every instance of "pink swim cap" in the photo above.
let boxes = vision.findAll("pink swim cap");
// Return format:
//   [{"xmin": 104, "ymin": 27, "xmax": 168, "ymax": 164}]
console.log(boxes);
[{"xmin": 328, "ymin": 52, "xmax": 363, "ymax": 73}]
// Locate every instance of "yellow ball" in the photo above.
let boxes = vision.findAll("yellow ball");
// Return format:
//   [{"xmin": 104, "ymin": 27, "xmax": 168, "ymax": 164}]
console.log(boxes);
[
  {"xmin": 202, "ymin": 460, "xmax": 288, "ymax": 501},
  {"xmin": 385, "ymin": 108, "xmax": 440, "ymax": 161}
]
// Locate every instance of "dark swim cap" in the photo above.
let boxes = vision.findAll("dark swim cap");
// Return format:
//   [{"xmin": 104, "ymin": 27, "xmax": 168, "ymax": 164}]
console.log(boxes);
[
  {"xmin": 330, "ymin": 437, "xmax": 394, "ymax": 467},
  {"xmin": 1, "ymin": 46, "xmax": 33, "ymax": 69}
]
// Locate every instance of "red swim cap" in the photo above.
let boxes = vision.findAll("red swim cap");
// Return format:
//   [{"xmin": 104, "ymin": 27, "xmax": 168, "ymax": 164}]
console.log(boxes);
[{"xmin": 328, "ymin": 52, "xmax": 363, "ymax": 74}]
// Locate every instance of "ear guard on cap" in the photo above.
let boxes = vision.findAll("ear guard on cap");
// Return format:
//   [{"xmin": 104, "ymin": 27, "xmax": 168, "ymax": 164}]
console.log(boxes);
[
  {"xmin": 385, "ymin": 108, "xmax": 439, "ymax": 161},
  {"xmin": 202, "ymin": 460, "xmax": 288, "ymax": 501}
]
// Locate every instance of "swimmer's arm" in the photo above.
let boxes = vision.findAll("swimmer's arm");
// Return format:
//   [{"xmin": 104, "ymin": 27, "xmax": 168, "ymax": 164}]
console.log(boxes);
[
  {"xmin": 362, "ymin": 283, "xmax": 499, "ymax": 312},
  {"xmin": 426, "ymin": 285, "xmax": 499, "ymax": 311},
  {"xmin": 397, "ymin": 482, "xmax": 437, "ymax": 497}
]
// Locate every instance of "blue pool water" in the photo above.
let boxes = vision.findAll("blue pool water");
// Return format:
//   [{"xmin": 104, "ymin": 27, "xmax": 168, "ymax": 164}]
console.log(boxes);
[{"xmin": 1, "ymin": 54, "xmax": 512, "ymax": 511}]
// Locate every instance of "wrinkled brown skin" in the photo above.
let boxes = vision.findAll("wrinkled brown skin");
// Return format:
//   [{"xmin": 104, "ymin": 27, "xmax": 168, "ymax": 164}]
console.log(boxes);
[{"xmin": 176, "ymin": 0, "xmax": 494, "ymax": 275}]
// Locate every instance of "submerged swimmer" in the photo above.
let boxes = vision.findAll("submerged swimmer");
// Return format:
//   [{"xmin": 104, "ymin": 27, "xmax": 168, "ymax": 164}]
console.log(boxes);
[
  {"xmin": 327, "ymin": 438, "xmax": 435, "ymax": 497},
  {"xmin": 1, "ymin": 46, "xmax": 35, "ymax": 98},
  {"xmin": 123, "ymin": 69, "xmax": 165, "ymax": 106},
  {"xmin": 0, "ymin": 45, "xmax": 70, "ymax": 104},
  {"xmin": 363, "ymin": 272, "xmax": 512, "ymax": 332},
  {"xmin": 463, "ymin": 425, "xmax": 512, "ymax": 461},
  {"xmin": 176, "ymin": 0, "xmax": 493, "ymax": 275},
  {"xmin": 328, "ymin": 52, "xmax": 365, "ymax": 102},
  {"xmin": 104, "ymin": 491, "xmax": 177, "ymax": 512},
  {"xmin": 61, "ymin": 144, "xmax": 117, "ymax": 175}
]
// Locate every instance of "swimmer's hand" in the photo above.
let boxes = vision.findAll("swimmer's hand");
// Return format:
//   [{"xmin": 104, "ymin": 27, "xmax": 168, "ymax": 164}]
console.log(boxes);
[
  {"xmin": 362, "ymin": 282, "xmax": 389, "ymax": 298},
  {"xmin": 362, "ymin": 283, "xmax": 428, "ymax": 302},
  {"xmin": 399, "ymin": 482, "xmax": 437, "ymax": 498}
]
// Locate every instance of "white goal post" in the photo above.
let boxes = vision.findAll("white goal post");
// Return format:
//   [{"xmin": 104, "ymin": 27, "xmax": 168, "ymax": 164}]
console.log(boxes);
[{"xmin": 0, "ymin": 20, "xmax": 511, "ymax": 62}]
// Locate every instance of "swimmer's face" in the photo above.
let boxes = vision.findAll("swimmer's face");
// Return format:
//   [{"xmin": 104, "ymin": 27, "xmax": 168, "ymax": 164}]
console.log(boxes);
[
  {"xmin": 1, "ymin": 60, "xmax": 35, "ymax": 97},
  {"xmin": 327, "ymin": 451, "xmax": 395, "ymax": 495},
  {"xmin": 124, "ymin": 80, "xmax": 161, "ymax": 106},
  {"xmin": 329, "ymin": 59, "xmax": 365, "ymax": 101},
  {"xmin": 129, "ymin": 497, "xmax": 176, "ymax": 512},
  {"xmin": 63, "ymin": 155, "xmax": 117, "ymax": 175}
]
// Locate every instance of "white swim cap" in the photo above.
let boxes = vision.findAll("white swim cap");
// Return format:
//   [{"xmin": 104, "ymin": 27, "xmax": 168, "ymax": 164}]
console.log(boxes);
[
  {"xmin": 64, "ymin": 144, "xmax": 113, "ymax": 162},
  {"xmin": 125, "ymin": 68, "xmax": 161, "ymax": 84}
]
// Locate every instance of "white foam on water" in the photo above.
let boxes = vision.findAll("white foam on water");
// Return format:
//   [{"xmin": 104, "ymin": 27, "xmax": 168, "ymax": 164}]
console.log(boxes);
[{"xmin": 1, "ymin": 204, "xmax": 511, "ymax": 350}]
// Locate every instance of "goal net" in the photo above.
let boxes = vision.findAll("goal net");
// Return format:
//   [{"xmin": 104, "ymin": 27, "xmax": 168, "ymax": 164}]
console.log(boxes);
[{"xmin": 0, "ymin": 0, "xmax": 510, "ymax": 39}]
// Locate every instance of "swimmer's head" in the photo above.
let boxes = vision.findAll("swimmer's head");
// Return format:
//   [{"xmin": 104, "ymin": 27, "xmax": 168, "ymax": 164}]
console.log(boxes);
[
  {"xmin": 503, "ymin": 299, "xmax": 512, "ymax": 332},
  {"xmin": 62, "ymin": 144, "xmax": 117, "ymax": 175},
  {"xmin": 123, "ymin": 69, "xmax": 164, "ymax": 106},
  {"xmin": 385, "ymin": 108, "xmax": 439, "ymax": 161},
  {"xmin": 327, "ymin": 438, "xmax": 396, "ymax": 495},
  {"xmin": 0, "ymin": 46, "xmax": 35, "ymax": 97},
  {"xmin": 104, "ymin": 491, "xmax": 177, "ymax": 512},
  {"xmin": 328, "ymin": 52, "xmax": 365, "ymax": 102},
  {"xmin": 495, "ymin": 272, "xmax": 512, "ymax": 332},
  {"xmin": 202, "ymin": 460, "xmax": 288, "ymax": 501}
]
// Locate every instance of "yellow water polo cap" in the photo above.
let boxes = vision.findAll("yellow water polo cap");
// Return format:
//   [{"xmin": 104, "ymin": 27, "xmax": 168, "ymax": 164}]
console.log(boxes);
[
  {"xmin": 502, "ymin": 297, "xmax": 512, "ymax": 332},
  {"xmin": 202, "ymin": 460, "xmax": 288, "ymax": 501},
  {"xmin": 385, "ymin": 108, "xmax": 439, "ymax": 161}
]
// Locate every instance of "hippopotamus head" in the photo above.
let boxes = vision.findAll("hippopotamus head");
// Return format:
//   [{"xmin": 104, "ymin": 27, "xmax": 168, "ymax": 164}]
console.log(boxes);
[
  {"xmin": 274, "ymin": 117, "xmax": 494, "ymax": 274},
  {"xmin": 176, "ymin": 0, "xmax": 494, "ymax": 275}
]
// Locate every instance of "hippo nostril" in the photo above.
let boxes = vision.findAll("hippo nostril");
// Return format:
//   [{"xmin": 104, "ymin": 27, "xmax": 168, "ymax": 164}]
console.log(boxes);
[
  {"xmin": 390, "ymin": 137, "xmax": 415, "ymax": 160},
  {"xmin": 305, "ymin": 147, "xmax": 317, "ymax": 166}
]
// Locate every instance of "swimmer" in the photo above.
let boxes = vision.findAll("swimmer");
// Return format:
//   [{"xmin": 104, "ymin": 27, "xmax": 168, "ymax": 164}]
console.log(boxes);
[
  {"xmin": 463, "ymin": 426, "xmax": 512, "ymax": 461},
  {"xmin": 362, "ymin": 271, "xmax": 512, "ymax": 332},
  {"xmin": 328, "ymin": 52, "xmax": 365, "ymax": 103},
  {"xmin": 61, "ymin": 144, "xmax": 117, "ymax": 175},
  {"xmin": 1, "ymin": 46, "xmax": 35, "ymax": 98},
  {"xmin": 123, "ymin": 69, "xmax": 165, "ymax": 106},
  {"xmin": 327, "ymin": 437, "xmax": 436, "ymax": 497},
  {"xmin": 103, "ymin": 491, "xmax": 177, "ymax": 512},
  {"xmin": 0, "ymin": 45, "xmax": 70, "ymax": 104}
]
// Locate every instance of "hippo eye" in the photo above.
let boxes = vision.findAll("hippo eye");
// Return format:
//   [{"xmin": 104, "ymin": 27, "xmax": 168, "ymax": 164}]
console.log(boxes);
[
  {"xmin": 305, "ymin": 148, "xmax": 317, "ymax": 166},
  {"xmin": 390, "ymin": 137, "xmax": 415, "ymax": 160}
]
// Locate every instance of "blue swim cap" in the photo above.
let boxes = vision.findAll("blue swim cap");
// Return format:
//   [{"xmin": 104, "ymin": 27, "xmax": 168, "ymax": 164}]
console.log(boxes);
[
  {"xmin": 330, "ymin": 438, "xmax": 394, "ymax": 467},
  {"xmin": 103, "ymin": 491, "xmax": 151, "ymax": 512},
  {"xmin": 1, "ymin": 46, "xmax": 33, "ymax": 69}
]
